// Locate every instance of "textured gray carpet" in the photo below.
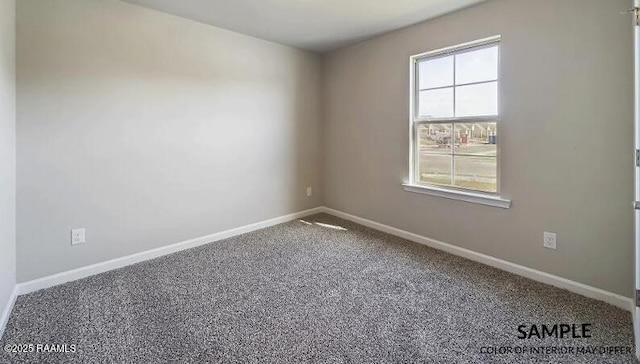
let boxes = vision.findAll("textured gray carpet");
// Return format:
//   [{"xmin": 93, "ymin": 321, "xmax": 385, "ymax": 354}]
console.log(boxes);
[{"xmin": 0, "ymin": 213, "xmax": 637, "ymax": 363}]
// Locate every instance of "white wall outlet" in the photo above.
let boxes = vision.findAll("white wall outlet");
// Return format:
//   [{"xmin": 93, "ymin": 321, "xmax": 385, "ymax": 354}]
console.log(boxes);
[
  {"xmin": 71, "ymin": 228, "xmax": 86, "ymax": 245},
  {"xmin": 543, "ymin": 231, "xmax": 557, "ymax": 250},
  {"xmin": 306, "ymin": 187, "xmax": 312, "ymax": 197}
]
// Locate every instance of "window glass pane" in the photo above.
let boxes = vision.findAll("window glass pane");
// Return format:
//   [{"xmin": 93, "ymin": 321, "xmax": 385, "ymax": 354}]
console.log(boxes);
[
  {"xmin": 454, "ymin": 122, "xmax": 497, "ymax": 156},
  {"xmin": 419, "ymin": 154, "xmax": 452, "ymax": 186},
  {"xmin": 455, "ymin": 45, "xmax": 498, "ymax": 84},
  {"xmin": 418, "ymin": 55, "xmax": 453, "ymax": 89},
  {"xmin": 419, "ymin": 88, "xmax": 454, "ymax": 118},
  {"xmin": 455, "ymin": 82, "xmax": 497, "ymax": 117},
  {"xmin": 453, "ymin": 156, "xmax": 497, "ymax": 192},
  {"xmin": 418, "ymin": 123, "xmax": 453, "ymax": 154}
]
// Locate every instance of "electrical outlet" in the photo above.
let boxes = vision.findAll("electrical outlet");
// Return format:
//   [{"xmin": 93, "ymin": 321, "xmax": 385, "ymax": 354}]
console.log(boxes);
[
  {"xmin": 71, "ymin": 228, "xmax": 86, "ymax": 245},
  {"xmin": 543, "ymin": 231, "xmax": 556, "ymax": 250},
  {"xmin": 306, "ymin": 187, "xmax": 312, "ymax": 197}
]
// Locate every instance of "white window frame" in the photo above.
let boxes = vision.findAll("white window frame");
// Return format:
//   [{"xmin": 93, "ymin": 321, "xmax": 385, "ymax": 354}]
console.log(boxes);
[{"xmin": 404, "ymin": 35, "xmax": 511, "ymax": 209}]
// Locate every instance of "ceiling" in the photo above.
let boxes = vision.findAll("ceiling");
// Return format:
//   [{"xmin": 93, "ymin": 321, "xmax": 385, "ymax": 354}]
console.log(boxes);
[{"xmin": 121, "ymin": 0, "xmax": 486, "ymax": 53}]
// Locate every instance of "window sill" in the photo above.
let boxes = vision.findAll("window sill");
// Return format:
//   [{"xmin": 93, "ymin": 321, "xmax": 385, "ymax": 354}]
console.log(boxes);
[{"xmin": 402, "ymin": 183, "xmax": 511, "ymax": 209}]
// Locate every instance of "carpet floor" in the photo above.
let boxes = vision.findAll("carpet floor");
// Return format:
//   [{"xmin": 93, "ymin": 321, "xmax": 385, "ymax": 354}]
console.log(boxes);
[{"xmin": 0, "ymin": 213, "xmax": 637, "ymax": 363}]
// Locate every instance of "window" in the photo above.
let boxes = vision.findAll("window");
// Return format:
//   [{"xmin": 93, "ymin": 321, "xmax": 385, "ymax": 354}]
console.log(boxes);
[{"xmin": 409, "ymin": 36, "xmax": 502, "ymax": 199}]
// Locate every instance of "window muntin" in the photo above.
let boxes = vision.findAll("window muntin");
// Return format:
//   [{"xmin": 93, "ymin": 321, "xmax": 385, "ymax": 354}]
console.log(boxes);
[{"xmin": 412, "ymin": 37, "xmax": 500, "ymax": 194}]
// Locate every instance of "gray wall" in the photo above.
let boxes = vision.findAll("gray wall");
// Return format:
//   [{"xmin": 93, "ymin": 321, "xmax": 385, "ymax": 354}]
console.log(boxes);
[
  {"xmin": 15, "ymin": 0, "xmax": 635, "ymax": 298},
  {"xmin": 0, "ymin": 0, "xmax": 16, "ymax": 319},
  {"xmin": 17, "ymin": 0, "xmax": 323, "ymax": 282},
  {"xmin": 323, "ymin": 0, "xmax": 634, "ymax": 296}
]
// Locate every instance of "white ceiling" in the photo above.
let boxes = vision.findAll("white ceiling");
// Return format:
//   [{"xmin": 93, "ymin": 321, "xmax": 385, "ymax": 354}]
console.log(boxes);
[{"xmin": 121, "ymin": 0, "xmax": 486, "ymax": 53}]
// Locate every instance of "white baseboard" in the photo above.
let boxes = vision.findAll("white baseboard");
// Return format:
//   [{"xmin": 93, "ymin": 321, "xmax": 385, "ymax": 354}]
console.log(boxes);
[
  {"xmin": 0, "ymin": 285, "xmax": 17, "ymax": 341},
  {"xmin": 13, "ymin": 205, "xmax": 633, "ymax": 313},
  {"xmin": 17, "ymin": 207, "xmax": 324, "ymax": 296},
  {"xmin": 319, "ymin": 207, "xmax": 634, "ymax": 312}
]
